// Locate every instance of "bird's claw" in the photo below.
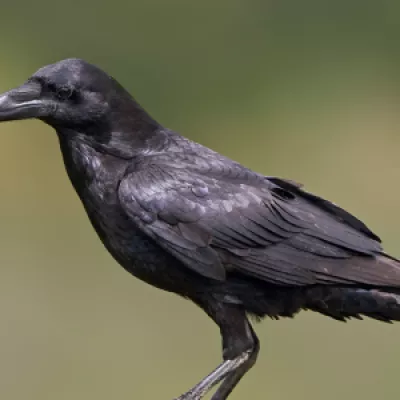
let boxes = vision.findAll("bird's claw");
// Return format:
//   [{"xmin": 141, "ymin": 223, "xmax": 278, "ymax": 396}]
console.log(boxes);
[{"xmin": 173, "ymin": 391, "xmax": 202, "ymax": 400}]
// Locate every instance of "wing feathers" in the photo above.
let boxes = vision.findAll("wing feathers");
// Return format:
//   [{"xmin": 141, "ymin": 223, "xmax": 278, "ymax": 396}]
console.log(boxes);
[{"xmin": 118, "ymin": 163, "xmax": 398, "ymax": 287}]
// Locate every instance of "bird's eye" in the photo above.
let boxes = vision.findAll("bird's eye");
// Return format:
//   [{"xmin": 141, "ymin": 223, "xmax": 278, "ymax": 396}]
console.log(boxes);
[
  {"xmin": 42, "ymin": 80, "xmax": 80, "ymax": 103},
  {"xmin": 56, "ymin": 86, "xmax": 75, "ymax": 101}
]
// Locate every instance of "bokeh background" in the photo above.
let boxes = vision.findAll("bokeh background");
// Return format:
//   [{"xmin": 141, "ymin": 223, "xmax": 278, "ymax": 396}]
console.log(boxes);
[{"xmin": 0, "ymin": 1, "xmax": 400, "ymax": 399}]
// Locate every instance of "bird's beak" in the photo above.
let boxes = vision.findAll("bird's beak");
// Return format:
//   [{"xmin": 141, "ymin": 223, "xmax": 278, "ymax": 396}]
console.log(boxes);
[{"xmin": 0, "ymin": 80, "xmax": 47, "ymax": 122}]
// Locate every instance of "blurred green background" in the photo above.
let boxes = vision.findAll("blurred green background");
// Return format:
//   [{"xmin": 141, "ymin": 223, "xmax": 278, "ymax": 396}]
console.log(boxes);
[{"xmin": 0, "ymin": 1, "xmax": 400, "ymax": 399}]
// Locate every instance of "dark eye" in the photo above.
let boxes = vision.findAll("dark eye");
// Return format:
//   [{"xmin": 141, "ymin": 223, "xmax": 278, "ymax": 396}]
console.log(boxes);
[
  {"xmin": 45, "ymin": 82, "xmax": 77, "ymax": 102},
  {"xmin": 56, "ymin": 86, "xmax": 76, "ymax": 101}
]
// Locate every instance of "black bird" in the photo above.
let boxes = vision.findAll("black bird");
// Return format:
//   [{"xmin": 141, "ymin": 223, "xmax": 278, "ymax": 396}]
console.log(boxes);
[{"xmin": 1, "ymin": 59, "xmax": 400, "ymax": 400}]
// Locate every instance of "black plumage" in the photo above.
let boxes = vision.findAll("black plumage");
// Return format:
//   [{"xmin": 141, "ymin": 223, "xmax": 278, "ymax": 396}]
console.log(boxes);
[{"xmin": 0, "ymin": 58, "xmax": 400, "ymax": 400}]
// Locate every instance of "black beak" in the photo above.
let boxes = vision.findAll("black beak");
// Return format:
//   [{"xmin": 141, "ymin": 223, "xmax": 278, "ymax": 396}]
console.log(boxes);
[{"xmin": 0, "ymin": 80, "xmax": 47, "ymax": 122}]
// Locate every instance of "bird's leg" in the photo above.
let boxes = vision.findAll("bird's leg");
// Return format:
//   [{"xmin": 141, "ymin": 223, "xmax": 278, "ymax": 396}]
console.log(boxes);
[
  {"xmin": 174, "ymin": 351, "xmax": 251, "ymax": 400},
  {"xmin": 174, "ymin": 300, "xmax": 259, "ymax": 400},
  {"xmin": 211, "ymin": 323, "xmax": 259, "ymax": 400}
]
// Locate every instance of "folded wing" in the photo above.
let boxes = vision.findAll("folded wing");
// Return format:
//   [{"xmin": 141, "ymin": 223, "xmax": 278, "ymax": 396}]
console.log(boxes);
[{"xmin": 118, "ymin": 163, "xmax": 400, "ymax": 287}]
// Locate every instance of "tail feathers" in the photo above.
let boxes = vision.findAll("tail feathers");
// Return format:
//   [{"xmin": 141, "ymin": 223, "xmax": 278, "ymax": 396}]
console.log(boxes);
[{"xmin": 306, "ymin": 286, "xmax": 400, "ymax": 322}]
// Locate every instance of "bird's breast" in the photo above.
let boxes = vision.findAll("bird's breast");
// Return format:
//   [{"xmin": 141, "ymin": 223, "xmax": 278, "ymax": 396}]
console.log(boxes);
[
  {"xmin": 58, "ymin": 136, "xmax": 148, "ymax": 265},
  {"xmin": 58, "ymin": 136, "xmax": 204, "ymax": 292}
]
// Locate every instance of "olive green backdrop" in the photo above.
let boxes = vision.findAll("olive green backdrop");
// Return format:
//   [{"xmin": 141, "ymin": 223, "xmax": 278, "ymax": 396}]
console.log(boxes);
[{"xmin": 0, "ymin": 1, "xmax": 399, "ymax": 399}]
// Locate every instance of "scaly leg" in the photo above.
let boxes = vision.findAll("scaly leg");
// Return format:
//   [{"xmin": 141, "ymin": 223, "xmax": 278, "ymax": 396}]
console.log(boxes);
[{"xmin": 174, "ymin": 300, "xmax": 259, "ymax": 400}]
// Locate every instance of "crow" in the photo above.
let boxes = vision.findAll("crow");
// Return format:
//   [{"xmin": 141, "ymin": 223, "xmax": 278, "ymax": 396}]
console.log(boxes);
[{"xmin": 0, "ymin": 59, "xmax": 399, "ymax": 400}]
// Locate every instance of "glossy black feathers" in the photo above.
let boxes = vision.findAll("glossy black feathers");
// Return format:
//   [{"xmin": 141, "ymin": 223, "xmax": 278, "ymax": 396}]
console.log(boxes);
[
  {"xmin": 117, "ymin": 146, "xmax": 400, "ymax": 290},
  {"xmin": 2, "ymin": 59, "xmax": 400, "ymax": 400}
]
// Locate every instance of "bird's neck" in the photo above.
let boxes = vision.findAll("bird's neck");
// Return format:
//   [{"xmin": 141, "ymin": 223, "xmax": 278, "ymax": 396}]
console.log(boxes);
[
  {"xmin": 57, "ymin": 134, "xmax": 125, "ymax": 193},
  {"xmin": 55, "ymin": 125, "xmax": 173, "ymax": 198},
  {"xmin": 56, "ymin": 122, "xmax": 170, "ymax": 159}
]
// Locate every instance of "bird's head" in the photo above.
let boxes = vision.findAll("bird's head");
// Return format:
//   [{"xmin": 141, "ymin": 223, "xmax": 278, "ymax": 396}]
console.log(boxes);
[
  {"xmin": 0, "ymin": 59, "xmax": 116, "ymax": 128},
  {"xmin": 0, "ymin": 59, "xmax": 158, "ymax": 139}
]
